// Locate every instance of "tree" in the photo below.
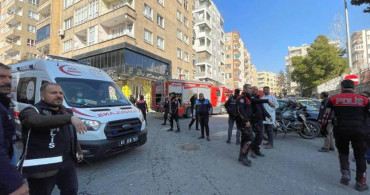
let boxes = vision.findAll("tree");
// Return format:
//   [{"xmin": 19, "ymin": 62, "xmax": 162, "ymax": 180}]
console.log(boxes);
[
  {"xmin": 351, "ymin": 0, "xmax": 370, "ymax": 13},
  {"xmin": 276, "ymin": 70, "xmax": 286, "ymax": 97},
  {"xmin": 291, "ymin": 35, "xmax": 348, "ymax": 96}
]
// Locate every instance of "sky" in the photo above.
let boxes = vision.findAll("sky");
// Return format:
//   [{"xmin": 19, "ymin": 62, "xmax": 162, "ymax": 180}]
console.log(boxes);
[{"xmin": 213, "ymin": 0, "xmax": 370, "ymax": 74}]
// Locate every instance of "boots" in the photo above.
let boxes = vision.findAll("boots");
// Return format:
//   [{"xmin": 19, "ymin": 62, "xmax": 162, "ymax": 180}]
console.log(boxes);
[
  {"xmin": 238, "ymin": 150, "xmax": 251, "ymax": 167},
  {"xmin": 340, "ymin": 170, "xmax": 351, "ymax": 185},
  {"xmin": 355, "ymin": 182, "xmax": 369, "ymax": 191},
  {"xmin": 175, "ymin": 122, "xmax": 180, "ymax": 132}
]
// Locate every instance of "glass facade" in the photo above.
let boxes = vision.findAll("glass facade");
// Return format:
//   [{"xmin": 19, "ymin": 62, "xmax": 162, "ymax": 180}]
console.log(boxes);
[
  {"xmin": 81, "ymin": 49, "xmax": 169, "ymax": 78},
  {"xmin": 36, "ymin": 25, "xmax": 50, "ymax": 42}
]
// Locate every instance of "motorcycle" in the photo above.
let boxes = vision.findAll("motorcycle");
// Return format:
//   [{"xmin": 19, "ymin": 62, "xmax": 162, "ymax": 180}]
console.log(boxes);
[{"xmin": 264, "ymin": 104, "xmax": 320, "ymax": 139}]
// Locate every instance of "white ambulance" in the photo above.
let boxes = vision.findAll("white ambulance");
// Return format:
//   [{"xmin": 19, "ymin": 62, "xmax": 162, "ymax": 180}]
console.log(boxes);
[{"xmin": 11, "ymin": 55, "xmax": 147, "ymax": 159}]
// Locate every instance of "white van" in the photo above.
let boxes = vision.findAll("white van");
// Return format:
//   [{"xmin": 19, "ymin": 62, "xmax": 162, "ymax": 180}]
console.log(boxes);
[{"xmin": 11, "ymin": 56, "xmax": 147, "ymax": 159}]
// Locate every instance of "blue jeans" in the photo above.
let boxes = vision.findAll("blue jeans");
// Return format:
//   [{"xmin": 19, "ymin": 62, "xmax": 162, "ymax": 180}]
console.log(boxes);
[{"xmin": 227, "ymin": 116, "xmax": 240, "ymax": 142}]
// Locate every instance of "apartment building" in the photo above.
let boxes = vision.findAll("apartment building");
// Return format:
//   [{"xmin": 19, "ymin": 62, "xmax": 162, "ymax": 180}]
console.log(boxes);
[
  {"xmin": 36, "ymin": 0, "xmax": 195, "ymax": 106},
  {"xmin": 244, "ymin": 49, "xmax": 254, "ymax": 84},
  {"xmin": 250, "ymin": 64, "xmax": 257, "ymax": 87},
  {"xmin": 193, "ymin": 0, "xmax": 225, "ymax": 85},
  {"xmin": 285, "ymin": 41, "xmax": 340, "ymax": 96},
  {"xmin": 0, "ymin": 0, "xmax": 39, "ymax": 65},
  {"xmin": 351, "ymin": 28, "xmax": 370, "ymax": 74},
  {"xmin": 257, "ymin": 71, "xmax": 278, "ymax": 94},
  {"xmin": 224, "ymin": 31, "xmax": 246, "ymax": 89}
]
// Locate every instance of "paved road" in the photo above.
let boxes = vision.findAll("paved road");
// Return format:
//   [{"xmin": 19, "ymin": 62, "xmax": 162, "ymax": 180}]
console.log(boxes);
[{"xmin": 17, "ymin": 113, "xmax": 367, "ymax": 194}]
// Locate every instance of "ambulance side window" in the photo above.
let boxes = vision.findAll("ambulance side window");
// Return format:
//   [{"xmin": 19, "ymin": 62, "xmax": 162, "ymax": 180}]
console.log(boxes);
[{"xmin": 17, "ymin": 77, "xmax": 36, "ymax": 105}]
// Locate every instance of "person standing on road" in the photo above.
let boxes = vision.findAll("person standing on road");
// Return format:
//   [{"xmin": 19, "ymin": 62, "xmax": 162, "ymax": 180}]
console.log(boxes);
[
  {"xmin": 188, "ymin": 93, "xmax": 199, "ymax": 130},
  {"xmin": 0, "ymin": 63, "xmax": 29, "ymax": 195},
  {"xmin": 225, "ymin": 89, "xmax": 241, "ymax": 144},
  {"xmin": 250, "ymin": 86, "xmax": 272, "ymax": 158},
  {"xmin": 236, "ymin": 84, "xmax": 273, "ymax": 167},
  {"xmin": 161, "ymin": 96, "xmax": 170, "ymax": 125},
  {"xmin": 168, "ymin": 92, "xmax": 180, "ymax": 132},
  {"xmin": 322, "ymin": 80, "xmax": 370, "ymax": 191},
  {"xmin": 136, "ymin": 95, "xmax": 148, "ymax": 122},
  {"xmin": 19, "ymin": 83, "xmax": 86, "ymax": 195},
  {"xmin": 261, "ymin": 86, "xmax": 279, "ymax": 149},
  {"xmin": 129, "ymin": 95, "xmax": 136, "ymax": 105},
  {"xmin": 194, "ymin": 93, "xmax": 212, "ymax": 141},
  {"xmin": 317, "ymin": 91, "xmax": 335, "ymax": 152}
]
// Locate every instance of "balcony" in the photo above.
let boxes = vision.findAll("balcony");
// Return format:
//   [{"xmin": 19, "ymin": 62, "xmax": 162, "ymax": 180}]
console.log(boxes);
[
  {"xmin": 195, "ymin": 0, "xmax": 211, "ymax": 9},
  {"xmin": 195, "ymin": 58, "xmax": 212, "ymax": 65},
  {"xmin": 196, "ymin": 30, "xmax": 211, "ymax": 39},
  {"xmin": 38, "ymin": 0, "xmax": 51, "ymax": 8},
  {"xmin": 4, "ymin": 26, "xmax": 22, "ymax": 39},
  {"xmin": 194, "ymin": 11, "xmax": 211, "ymax": 30},
  {"xmin": 5, "ymin": 13, "xmax": 22, "ymax": 26}
]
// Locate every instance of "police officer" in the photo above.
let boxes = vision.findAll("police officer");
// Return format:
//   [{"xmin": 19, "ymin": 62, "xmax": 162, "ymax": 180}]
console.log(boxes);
[
  {"xmin": 194, "ymin": 93, "xmax": 212, "ymax": 141},
  {"xmin": 188, "ymin": 93, "xmax": 199, "ymax": 130},
  {"xmin": 250, "ymin": 86, "xmax": 272, "ymax": 158},
  {"xmin": 322, "ymin": 80, "xmax": 370, "ymax": 191},
  {"xmin": 0, "ymin": 63, "xmax": 29, "ymax": 195},
  {"xmin": 161, "ymin": 96, "xmax": 170, "ymax": 125},
  {"xmin": 19, "ymin": 83, "xmax": 86, "ymax": 195},
  {"xmin": 136, "ymin": 95, "xmax": 148, "ymax": 122},
  {"xmin": 168, "ymin": 92, "xmax": 180, "ymax": 132},
  {"xmin": 225, "ymin": 89, "xmax": 241, "ymax": 144},
  {"xmin": 236, "ymin": 84, "xmax": 272, "ymax": 167}
]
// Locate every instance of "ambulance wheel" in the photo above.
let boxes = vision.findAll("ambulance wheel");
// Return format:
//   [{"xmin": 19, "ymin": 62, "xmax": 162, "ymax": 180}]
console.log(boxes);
[{"xmin": 185, "ymin": 107, "xmax": 192, "ymax": 118}]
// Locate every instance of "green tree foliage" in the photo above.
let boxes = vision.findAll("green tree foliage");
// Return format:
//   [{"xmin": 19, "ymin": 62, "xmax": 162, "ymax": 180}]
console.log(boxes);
[
  {"xmin": 351, "ymin": 0, "xmax": 370, "ymax": 13},
  {"xmin": 291, "ymin": 35, "xmax": 347, "ymax": 95}
]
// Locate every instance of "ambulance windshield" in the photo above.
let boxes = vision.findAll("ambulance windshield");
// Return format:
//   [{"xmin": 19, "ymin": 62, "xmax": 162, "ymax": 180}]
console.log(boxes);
[{"xmin": 55, "ymin": 78, "xmax": 131, "ymax": 108}]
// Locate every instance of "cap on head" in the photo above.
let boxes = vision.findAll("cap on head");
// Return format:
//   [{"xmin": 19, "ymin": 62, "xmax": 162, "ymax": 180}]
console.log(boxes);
[{"xmin": 341, "ymin": 80, "xmax": 354, "ymax": 89}]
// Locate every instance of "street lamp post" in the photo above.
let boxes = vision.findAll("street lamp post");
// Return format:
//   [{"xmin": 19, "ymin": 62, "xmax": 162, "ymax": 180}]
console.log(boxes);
[{"xmin": 344, "ymin": 0, "xmax": 353, "ymax": 69}]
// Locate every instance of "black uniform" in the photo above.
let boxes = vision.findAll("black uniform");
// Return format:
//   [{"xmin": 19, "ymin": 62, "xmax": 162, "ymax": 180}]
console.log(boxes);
[
  {"xmin": 323, "ymin": 90, "xmax": 370, "ymax": 185},
  {"xmin": 251, "ymin": 94, "xmax": 271, "ymax": 154},
  {"xmin": 19, "ymin": 101, "xmax": 80, "ymax": 195},
  {"xmin": 169, "ymin": 97, "xmax": 180, "ymax": 131},
  {"xmin": 236, "ymin": 93, "xmax": 254, "ymax": 166},
  {"xmin": 194, "ymin": 99, "xmax": 212, "ymax": 137},
  {"xmin": 162, "ymin": 97, "xmax": 170, "ymax": 125},
  {"xmin": 188, "ymin": 96, "xmax": 199, "ymax": 130}
]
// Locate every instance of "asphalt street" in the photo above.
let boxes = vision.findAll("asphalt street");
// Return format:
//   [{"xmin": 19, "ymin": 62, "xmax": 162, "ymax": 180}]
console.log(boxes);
[{"xmin": 16, "ymin": 113, "xmax": 367, "ymax": 195}]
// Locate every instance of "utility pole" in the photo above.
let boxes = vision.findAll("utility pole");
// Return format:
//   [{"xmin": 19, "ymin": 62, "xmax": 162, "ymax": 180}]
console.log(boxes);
[{"xmin": 344, "ymin": 0, "xmax": 352, "ymax": 69}]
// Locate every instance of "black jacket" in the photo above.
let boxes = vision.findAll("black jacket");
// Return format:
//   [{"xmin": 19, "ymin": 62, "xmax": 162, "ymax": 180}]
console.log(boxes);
[
  {"xmin": 19, "ymin": 101, "xmax": 79, "ymax": 177},
  {"xmin": 236, "ymin": 92, "xmax": 269, "ymax": 122},
  {"xmin": 318, "ymin": 97, "xmax": 334, "ymax": 121},
  {"xmin": 0, "ymin": 94, "xmax": 24, "ymax": 194},
  {"xmin": 251, "ymin": 94, "xmax": 271, "ymax": 121},
  {"xmin": 190, "ymin": 96, "xmax": 197, "ymax": 110},
  {"xmin": 325, "ymin": 90, "xmax": 370, "ymax": 134}
]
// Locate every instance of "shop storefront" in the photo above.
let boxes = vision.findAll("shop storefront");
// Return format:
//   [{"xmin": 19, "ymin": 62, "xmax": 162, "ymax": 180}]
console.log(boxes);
[{"xmin": 74, "ymin": 43, "xmax": 170, "ymax": 108}]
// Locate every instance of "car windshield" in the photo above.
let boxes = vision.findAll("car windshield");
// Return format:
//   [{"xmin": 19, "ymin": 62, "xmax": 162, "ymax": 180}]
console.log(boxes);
[{"xmin": 55, "ymin": 78, "xmax": 131, "ymax": 108}]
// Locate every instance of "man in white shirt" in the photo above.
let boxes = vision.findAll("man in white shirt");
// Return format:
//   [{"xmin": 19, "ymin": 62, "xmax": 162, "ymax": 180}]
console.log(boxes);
[{"xmin": 261, "ymin": 86, "xmax": 279, "ymax": 149}]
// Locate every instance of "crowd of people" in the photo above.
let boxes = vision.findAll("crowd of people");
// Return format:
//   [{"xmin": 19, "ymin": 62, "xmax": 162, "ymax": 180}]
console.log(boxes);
[{"xmin": 1, "ymin": 57, "xmax": 369, "ymax": 194}]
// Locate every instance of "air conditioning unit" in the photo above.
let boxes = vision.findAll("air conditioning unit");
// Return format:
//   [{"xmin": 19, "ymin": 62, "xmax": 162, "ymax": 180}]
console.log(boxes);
[{"xmin": 57, "ymin": 29, "xmax": 65, "ymax": 36}]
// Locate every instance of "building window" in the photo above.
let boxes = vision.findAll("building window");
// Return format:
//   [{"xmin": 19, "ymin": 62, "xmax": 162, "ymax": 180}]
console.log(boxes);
[
  {"xmin": 177, "ymin": 48, "xmax": 182, "ymax": 59},
  {"xmin": 354, "ymin": 45, "xmax": 364, "ymax": 50},
  {"xmin": 143, "ymin": 4, "xmax": 153, "ymax": 20},
  {"xmin": 184, "ymin": 0, "xmax": 188, "ymax": 10},
  {"xmin": 157, "ymin": 36, "xmax": 164, "ymax": 50},
  {"xmin": 64, "ymin": 39, "xmax": 73, "ymax": 52},
  {"xmin": 184, "ymin": 17, "xmax": 189, "ymax": 28},
  {"xmin": 225, "ymin": 46, "xmax": 231, "ymax": 50},
  {"xmin": 36, "ymin": 24, "xmax": 50, "ymax": 42},
  {"xmin": 64, "ymin": 17, "xmax": 73, "ymax": 30},
  {"xmin": 64, "ymin": 0, "xmax": 73, "ymax": 8},
  {"xmin": 25, "ymin": 53, "xmax": 37, "ymax": 60},
  {"xmin": 157, "ymin": 14, "xmax": 164, "ymax": 28},
  {"xmin": 176, "ymin": 10, "xmax": 182, "ymax": 22},
  {"xmin": 226, "ymin": 54, "xmax": 230, "ymax": 59},
  {"xmin": 88, "ymin": 25, "xmax": 98, "ymax": 45},
  {"xmin": 225, "ymin": 36, "xmax": 230, "ymax": 42},
  {"xmin": 184, "ymin": 35, "xmax": 189, "ymax": 45},
  {"xmin": 75, "ymin": 5, "xmax": 88, "ymax": 25},
  {"xmin": 89, "ymin": 0, "xmax": 99, "ymax": 19},
  {"xmin": 177, "ymin": 0, "xmax": 182, "ymax": 4},
  {"xmin": 27, "ymin": 25, "xmax": 36, "ymax": 33},
  {"xmin": 28, "ymin": 10, "xmax": 39, "ymax": 20},
  {"xmin": 27, "ymin": 39, "xmax": 36, "ymax": 47},
  {"xmin": 355, "ymin": 54, "xmax": 364, "ymax": 60},
  {"xmin": 158, "ymin": 0, "xmax": 164, "ymax": 6},
  {"xmin": 177, "ymin": 68, "xmax": 182, "ymax": 78},
  {"xmin": 184, "ymin": 52, "xmax": 189, "ymax": 62},
  {"xmin": 225, "ymin": 64, "xmax": 231, "ymax": 69},
  {"xmin": 226, "ymin": 73, "xmax": 232, "ymax": 78},
  {"xmin": 177, "ymin": 29, "xmax": 182, "ymax": 41},
  {"xmin": 144, "ymin": 29, "xmax": 153, "ymax": 44},
  {"xmin": 29, "ymin": 0, "xmax": 39, "ymax": 6}
]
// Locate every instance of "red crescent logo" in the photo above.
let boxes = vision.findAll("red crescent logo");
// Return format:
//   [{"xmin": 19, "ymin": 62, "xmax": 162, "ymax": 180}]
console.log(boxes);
[{"xmin": 59, "ymin": 65, "xmax": 82, "ymax": 76}]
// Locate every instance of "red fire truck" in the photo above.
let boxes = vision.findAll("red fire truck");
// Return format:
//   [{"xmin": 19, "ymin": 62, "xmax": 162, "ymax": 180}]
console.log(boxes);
[{"xmin": 152, "ymin": 80, "xmax": 232, "ymax": 117}]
